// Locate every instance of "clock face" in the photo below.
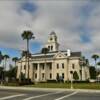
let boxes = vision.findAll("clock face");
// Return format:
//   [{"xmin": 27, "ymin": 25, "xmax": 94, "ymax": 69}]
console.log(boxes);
[{"xmin": 50, "ymin": 38, "xmax": 52, "ymax": 41}]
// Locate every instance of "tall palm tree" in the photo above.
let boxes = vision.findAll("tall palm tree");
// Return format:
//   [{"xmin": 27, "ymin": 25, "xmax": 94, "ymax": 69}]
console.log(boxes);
[
  {"xmin": 92, "ymin": 54, "xmax": 99, "ymax": 77},
  {"xmin": 12, "ymin": 57, "xmax": 19, "ymax": 67},
  {"xmin": 41, "ymin": 47, "xmax": 49, "ymax": 81},
  {"xmin": 21, "ymin": 30, "xmax": 35, "ymax": 80}
]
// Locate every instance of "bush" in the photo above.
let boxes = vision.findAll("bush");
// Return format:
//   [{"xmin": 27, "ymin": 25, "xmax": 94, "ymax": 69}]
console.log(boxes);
[
  {"xmin": 18, "ymin": 79, "xmax": 34, "ymax": 86},
  {"xmin": 73, "ymin": 80, "xmax": 89, "ymax": 83},
  {"xmin": 47, "ymin": 80, "xmax": 57, "ymax": 83}
]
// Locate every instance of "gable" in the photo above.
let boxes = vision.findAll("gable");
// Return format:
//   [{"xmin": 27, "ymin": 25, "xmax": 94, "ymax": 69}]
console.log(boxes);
[{"xmin": 53, "ymin": 52, "xmax": 67, "ymax": 59}]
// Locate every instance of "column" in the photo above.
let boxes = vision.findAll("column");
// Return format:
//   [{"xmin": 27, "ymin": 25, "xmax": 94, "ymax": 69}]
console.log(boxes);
[{"xmin": 37, "ymin": 63, "xmax": 40, "ymax": 82}]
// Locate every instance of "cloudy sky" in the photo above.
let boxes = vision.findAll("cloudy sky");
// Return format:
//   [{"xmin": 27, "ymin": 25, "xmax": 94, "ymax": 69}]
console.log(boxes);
[{"xmin": 0, "ymin": 0, "xmax": 100, "ymax": 65}]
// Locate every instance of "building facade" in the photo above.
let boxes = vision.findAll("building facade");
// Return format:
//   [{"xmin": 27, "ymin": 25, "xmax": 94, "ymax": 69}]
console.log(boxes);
[{"xmin": 17, "ymin": 31, "xmax": 90, "ymax": 82}]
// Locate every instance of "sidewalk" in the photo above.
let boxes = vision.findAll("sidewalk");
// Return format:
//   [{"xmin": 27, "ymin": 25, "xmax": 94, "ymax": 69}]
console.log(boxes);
[{"xmin": 0, "ymin": 86, "xmax": 100, "ymax": 93}]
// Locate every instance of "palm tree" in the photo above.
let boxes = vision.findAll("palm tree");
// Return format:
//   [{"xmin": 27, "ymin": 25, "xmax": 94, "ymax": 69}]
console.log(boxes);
[
  {"xmin": 92, "ymin": 54, "xmax": 99, "ymax": 77},
  {"xmin": 12, "ymin": 57, "xmax": 19, "ymax": 67},
  {"xmin": 21, "ymin": 30, "xmax": 35, "ymax": 80},
  {"xmin": 41, "ymin": 47, "xmax": 49, "ymax": 81},
  {"xmin": 92, "ymin": 54, "xmax": 99, "ymax": 66}
]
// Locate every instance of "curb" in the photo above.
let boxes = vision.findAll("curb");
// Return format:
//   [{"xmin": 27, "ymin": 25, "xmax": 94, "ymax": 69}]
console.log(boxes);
[{"xmin": 0, "ymin": 86, "xmax": 100, "ymax": 93}]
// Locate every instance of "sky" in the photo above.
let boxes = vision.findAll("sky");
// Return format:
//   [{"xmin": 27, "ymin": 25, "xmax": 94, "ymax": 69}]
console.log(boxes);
[{"xmin": 0, "ymin": 0, "xmax": 100, "ymax": 66}]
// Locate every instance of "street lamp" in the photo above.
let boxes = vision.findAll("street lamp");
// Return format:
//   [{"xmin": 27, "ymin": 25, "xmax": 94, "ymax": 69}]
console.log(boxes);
[{"xmin": 70, "ymin": 71, "xmax": 73, "ymax": 89}]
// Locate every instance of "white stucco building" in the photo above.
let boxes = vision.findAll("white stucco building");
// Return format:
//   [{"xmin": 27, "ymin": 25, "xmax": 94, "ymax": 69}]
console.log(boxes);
[{"xmin": 17, "ymin": 31, "xmax": 90, "ymax": 82}]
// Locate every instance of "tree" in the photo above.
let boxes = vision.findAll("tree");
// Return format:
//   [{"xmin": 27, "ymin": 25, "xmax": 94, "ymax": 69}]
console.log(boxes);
[
  {"xmin": 0, "ymin": 51, "xmax": 3, "ymax": 64},
  {"xmin": 21, "ymin": 30, "xmax": 35, "ymax": 80},
  {"xmin": 41, "ymin": 47, "xmax": 49, "ymax": 81},
  {"xmin": 0, "ymin": 67, "xmax": 3, "ymax": 80},
  {"xmin": 89, "ymin": 66, "xmax": 96, "ymax": 79},
  {"xmin": 5, "ymin": 64, "xmax": 17, "ymax": 81},
  {"xmin": 92, "ymin": 54, "xmax": 99, "ymax": 77},
  {"xmin": 12, "ymin": 57, "xmax": 19, "ymax": 67},
  {"xmin": 73, "ymin": 71, "xmax": 79, "ymax": 80},
  {"xmin": 92, "ymin": 54, "xmax": 99, "ymax": 68},
  {"xmin": 97, "ymin": 62, "xmax": 100, "ymax": 75}
]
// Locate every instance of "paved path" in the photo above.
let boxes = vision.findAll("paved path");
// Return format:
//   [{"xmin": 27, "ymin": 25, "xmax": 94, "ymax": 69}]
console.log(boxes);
[{"xmin": 0, "ymin": 88, "xmax": 100, "ymax": 100}]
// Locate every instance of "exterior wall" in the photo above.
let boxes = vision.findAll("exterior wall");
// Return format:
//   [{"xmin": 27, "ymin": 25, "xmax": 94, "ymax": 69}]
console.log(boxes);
[
  {"xmin": 17, "ymin": 55, "xmax": 90, "ymax": 82},
  {"xmin": 53, "ymin": 59, "xmax": 68, "ymax": 82},
  {"xmin": 68, "ymin": 58, "xmax": 81, "ymax": 80}
]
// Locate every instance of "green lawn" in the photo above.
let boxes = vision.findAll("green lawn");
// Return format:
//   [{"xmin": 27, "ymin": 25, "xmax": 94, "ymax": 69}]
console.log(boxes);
[{"xmin": 26, "ymin": 83, "xmax": 100, "ymax": 90}]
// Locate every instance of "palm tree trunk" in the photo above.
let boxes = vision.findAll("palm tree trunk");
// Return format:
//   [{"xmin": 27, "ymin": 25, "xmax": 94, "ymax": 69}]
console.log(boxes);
[
  {"xmin": 95, "ymin": 60, "xmax": 97, "ymax": 79},
  {"xmin": 27, "ymin": 39, "xmax": 30, "ymax": 81},
  {"xmin": 45, "ymin": 54, "xmax": 47, "ymax": 81}
]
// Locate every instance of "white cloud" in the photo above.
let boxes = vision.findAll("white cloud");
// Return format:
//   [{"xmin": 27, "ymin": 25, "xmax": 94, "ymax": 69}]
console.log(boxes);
[{"xmin": 0, "ymin": 0, "xmax": 100, "ymax": 63}]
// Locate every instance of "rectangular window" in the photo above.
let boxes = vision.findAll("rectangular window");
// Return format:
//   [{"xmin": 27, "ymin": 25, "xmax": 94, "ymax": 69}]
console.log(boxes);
[
  {"xmin": 35, "ymin": 73, "xmax": 37, "ymax": 79},
  {"xmin": 24, "ymin": 65, "xmax": 26, "ymax": 70},
  {"xmin": 62, "ymin": 63, "xmax": 64, "ymax": 69},
  {"xmin": 72, "ymin": 64, "xmax": 75, "ymax": 69},
  {"xmin": 49, "ymin": 66, "xmax": 52, "ymax": 70},
  {"xmin": 51, "ymin": 46, "xmax": 53, "ymax": 50},
  {"xmin": 48, "ymin": 46, "xmax": 50, "ymax": 51},
  {"xmin": 42, "ymin": 65, "xmax": 44, "ymax": 70},
  {"xmin": 33, "ymin": 63, "xmax": 38, "ymax": 70},
  {"xmin": 42, "ymin": 73, "xmax": 45, "ymax": 79},
  {"xmin": 62, "ymin": 73, "xmax": 64, "ymax": 79},
  {"xmin": 50, "ymin": 73, "xmax": 52, "ymax": 79},
  {"xmin": 57, "ymin": 63, "xmax": 59, "ymax": 69}
]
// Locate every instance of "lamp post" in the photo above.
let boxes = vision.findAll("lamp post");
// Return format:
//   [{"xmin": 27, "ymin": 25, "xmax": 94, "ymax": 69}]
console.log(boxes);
[{"xmin": 70, "ymin": 71, "xmax": 73, "ymax": 89}]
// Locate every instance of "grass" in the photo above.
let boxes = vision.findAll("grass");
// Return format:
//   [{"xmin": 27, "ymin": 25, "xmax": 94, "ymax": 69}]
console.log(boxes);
[
  {"xmin": 25, "ymin": 83, "xmax": 100, "ymax": 90},
  {"xmin": 1, "ymin": 82, "xmax": 100, "ymax": 90}
]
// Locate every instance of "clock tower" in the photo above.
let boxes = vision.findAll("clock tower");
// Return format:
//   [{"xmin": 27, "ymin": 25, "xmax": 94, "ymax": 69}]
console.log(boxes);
[{"xmin": 45, "ymin": 31, "xmax": 59, "ymax": 52}]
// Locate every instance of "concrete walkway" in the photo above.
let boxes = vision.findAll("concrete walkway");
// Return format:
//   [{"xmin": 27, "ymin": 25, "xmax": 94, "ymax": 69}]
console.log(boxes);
[{"xmin": 0, "ymin": 86, "xmax": 100, "ymax": 93}]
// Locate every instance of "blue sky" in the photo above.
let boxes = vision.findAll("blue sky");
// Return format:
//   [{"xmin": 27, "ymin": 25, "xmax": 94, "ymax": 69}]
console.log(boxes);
[{"xmin": 0, "ymin": 0, "xmax": 100, "ymax": 66}]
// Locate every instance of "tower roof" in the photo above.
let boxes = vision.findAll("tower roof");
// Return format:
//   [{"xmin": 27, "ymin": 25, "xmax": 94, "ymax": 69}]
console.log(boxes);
[{"xmin": 50, "ymin": 31, "xmax": 56, "ymax": 36}]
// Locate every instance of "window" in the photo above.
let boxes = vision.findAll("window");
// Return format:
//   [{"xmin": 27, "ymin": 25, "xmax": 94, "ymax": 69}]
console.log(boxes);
[
  {"xmin": 62, "ymin": 63, "xmax": 64, "ymax": 69},
  {"xmin": 35, "ymin": 66, "xmax": 37, "ymax": 70},
  {"xmin": 72, "ymin": 64, "xmax": 75, "ymax": 69},
  {"xmin": 48, "ymin": 46, "xmax": 50, "ymax": 51},
  {"xmin": 50, "ymin": 73, "xmax": 52, "ymax": 79},
  {"xmin": 49, "ymin": 65, "xmax": 52, "ymax": 70},
  {"xmin": 42, "ymin": 73, "xmax": 45, "ymax": 79},
  {"xmin": 33, "ymin": 63, "xmax": 37, "ymax": 70},
  {"xmin": 51, "ymin": 46, "xmax": 53, "ymax": 50},
  {"xmin": 57, "ymin": 63, "xmax": 59, "ymax": 69},
  {"xmin": 62, "ymin": 73, "xmax": 64, "ymax": 79},
  {"xmin": 56, "ymin": 73, "xmax": 59, "ymax": 80},
  {"xmin": 35, "ymin": 73, "xmax": 37, "ymax": 79},
  {"xmin": 42, "ymin": 65, "xmax": 44, "ymax": 70},
  {"xmin": 24, "ymin": 65, "xmax": 26, "ymax": 70}
]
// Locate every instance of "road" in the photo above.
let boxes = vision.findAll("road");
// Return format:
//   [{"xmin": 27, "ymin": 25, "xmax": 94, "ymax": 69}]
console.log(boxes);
[{"xmin": 0, "ymin": 89, "xmax": 100, "ymax": 100}]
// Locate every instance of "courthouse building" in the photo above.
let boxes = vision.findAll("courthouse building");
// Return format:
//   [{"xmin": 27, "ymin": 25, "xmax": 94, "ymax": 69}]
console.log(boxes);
[{"xmin": 17, "ymin": 31, "xmax": 90, "ymax": 82}]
